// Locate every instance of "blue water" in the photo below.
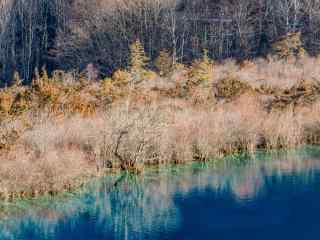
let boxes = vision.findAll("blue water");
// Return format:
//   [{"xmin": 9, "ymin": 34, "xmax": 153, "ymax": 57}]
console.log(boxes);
[{"xmin": 1, "ymin": 148, "xmax": 320, "ymax": 240}]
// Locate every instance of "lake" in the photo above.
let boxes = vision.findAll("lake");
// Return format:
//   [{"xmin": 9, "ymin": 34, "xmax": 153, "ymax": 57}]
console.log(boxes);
[{"xmin": 1, "ymin": 147, "xmax": 320, "ymax": 240}]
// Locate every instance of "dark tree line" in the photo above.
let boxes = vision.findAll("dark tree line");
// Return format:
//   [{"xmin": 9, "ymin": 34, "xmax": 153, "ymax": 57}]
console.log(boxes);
[
  {"xmin": 0, "ymin": 0, "xmax": 68, "ymax": 85},
  {"xmin": 1, "ymin": 0, "xmax": 320, "ymax": 85}
]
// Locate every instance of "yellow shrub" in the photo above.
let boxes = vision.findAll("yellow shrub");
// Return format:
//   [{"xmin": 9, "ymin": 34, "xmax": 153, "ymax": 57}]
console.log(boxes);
[
  {"xmin": 0, "ymin": 127, "xmax": 19, "ymax": 152},
  {"xmin": 52, "ymin": 70, "xmax": 69, "ymax": 83},
  {"xmin": 188, "ymin": 49, "xmax": 214, "ymax": 87},
  {"xmin": 65, "ymin": 93, "xmax": 97, "ymax": 116},
  {"xmin": 141, "ymin": 70, "xmax": 158, "ymax": 81},
  {"xmin": 10, "ymin": 90, "xmax": 33, "ymax": 115},
  {"xmin": 112, "ymin": 69, "xmax": 131, "ymax": 86},
  {"xmin": 174, "ymin": 63, "xmax": 187, "ymax": 71},
  {"xmin": 101, "ymin": 78, "xmax": 114, "ymax": 96},
  {"xmin": 0, "ymin": 91, "xmax": 14, "ymax": 116},
  {"xmin": 215, "ymin": 76, "xmax": 251, "ymax": 99},
  {"xmin": 155, "ymin": 49, "xmax": 173, "ymax": 76},
  {"xmin": 256, "ymin": 84, "xmax": 279, "ymax": 95},
  {"xmin": 272, "ymin": 32, "xmax": 305, "ymax": 61},
  {"xmin": 32, "ymin": 69, "xmax": 61, "ymax": 106}
]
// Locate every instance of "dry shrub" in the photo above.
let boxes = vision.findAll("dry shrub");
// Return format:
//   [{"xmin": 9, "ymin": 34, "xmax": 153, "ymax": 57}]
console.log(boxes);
[
  {"xmin": 0, "ymin": 147, "xmax": 94, "ymax": 199},
  {"xmin": 290, "ymin": 79, "xmax": 320, "ymax": 105},
  {"xmin": 298, "ymin": 102, "xmax": 320, "ymax": 144},
  {"xmin": 0, "ymin": 94, "xmax": 318, "ymax": 199},
  {"xmin": 0, "ymin": 90, "xmax": 14, "ymax": 116},
  {"xmin": 62, "ymin": 92, "xmax": 97, "ymax": 116},
  {"xmin": 217, "ymin": 56, "xmax": 320, "ymax": 92},
  {"xmin": 0, "ymin": 115, "xmax": 105, "ymax": 197},
  {"xmin": 0, "ymin": 121, "xmax": 20, "ymax": 152},
  {"xmin": 240, "ymin": 60, "xmax": 256, "ymax": 70},
  {"xmin": 262, "ymin": 78, "xmax": 320, "ymax": 110},
  {"xmin": 112, "ymin": 69, "xmax": 131, "ymax": 86},
  {"xmin": 99, "ymin": 70, "xmax": 132, "ymax": 100},
  {"xmin": 3, "ymin": 55, "xmax": 320, "ymax": 200},
  {"xmin": 162, "ymin": 93, "xmax": 264, "ymax": 162},
  {"xmin": 215, "ymin": 76, "xmax": 251, "ymax": 99},
  {"xmin": 215, "ymin": 94, "xmax": 264, "ymax": 154},
  {"xmin": 262, "ymin": 108, "xmax": 303, "ymax": 149},
  {"xmin": 98, "ymin": 104, "xmax": 167, "ymax": 170},
  {"xmin": 188, "ymin": 85, "xmax": 215, "ymax": 106},
  {"xmin": 21, "ymin": 115, "xmax": 102, "ymax": 157},
  {"xmin": 167, "ymin": 109, "xmax": 198, "ymax": 162}
]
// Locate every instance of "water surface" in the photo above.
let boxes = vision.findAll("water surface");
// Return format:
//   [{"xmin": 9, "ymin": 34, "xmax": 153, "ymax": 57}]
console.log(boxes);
[{"xmin": 1, "ymin": 148, "xmax": 320, "ymax": 239}]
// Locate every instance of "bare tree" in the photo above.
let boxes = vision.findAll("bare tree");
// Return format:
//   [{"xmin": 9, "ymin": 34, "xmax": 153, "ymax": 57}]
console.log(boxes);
[{"xmin": 2, "ymin": 0, "xmax": 320, "ymax": 84}]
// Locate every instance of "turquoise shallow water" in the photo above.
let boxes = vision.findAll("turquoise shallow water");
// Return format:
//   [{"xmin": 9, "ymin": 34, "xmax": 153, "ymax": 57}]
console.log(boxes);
[{"xmin": 1, "ymin": 147, "xmax": 320, "ymax": 239}]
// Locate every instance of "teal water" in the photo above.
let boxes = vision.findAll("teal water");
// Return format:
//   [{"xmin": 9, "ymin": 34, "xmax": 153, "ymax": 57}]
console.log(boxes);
[{"xmin": 1, "ymin": 148, "xmax": 320, "ymax": 239}]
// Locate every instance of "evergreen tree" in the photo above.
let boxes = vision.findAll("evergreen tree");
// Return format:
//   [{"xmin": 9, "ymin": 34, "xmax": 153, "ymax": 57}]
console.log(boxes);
[
  {"xmin": 129, "ymin": 39, "xmax": 149, "ymax": 82},
  {"xmin": 188, "ymin": 49, "xmax": 214, "ymax": 86},
  {"xmin": 272, "ymin": 32, "xmax": 305, "ymax": 62},
  {"xmin": 155, "ymin": 49, "xmax": 173, "ymax": 76}
]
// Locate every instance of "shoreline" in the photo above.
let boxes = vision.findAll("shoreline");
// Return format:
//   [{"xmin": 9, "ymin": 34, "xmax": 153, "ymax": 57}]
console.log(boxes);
[
  {"xmin": 0, "ymin": 144, "xmax": 318, "ymax": 203},
  {"xmin": 0, "ymin": 145, "xmax": 318, "ymax": 220}
]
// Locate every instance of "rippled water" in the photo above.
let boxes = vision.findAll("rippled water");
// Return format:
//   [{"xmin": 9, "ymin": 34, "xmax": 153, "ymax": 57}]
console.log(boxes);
[{"xmin": 1, "ymin": 147, "xmax": 320, "ymax": 240}]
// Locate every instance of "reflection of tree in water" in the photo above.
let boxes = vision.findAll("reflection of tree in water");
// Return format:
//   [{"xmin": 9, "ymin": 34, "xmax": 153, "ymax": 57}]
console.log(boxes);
[
  {"xmin": 1, "ymin": 147, "xmax": 320, "ymax": 239},
  {"xmin": 0, "ymin": 173, "xmax": 181, "ymax": 240},
  {"xmin": 96, "ymin": 173, "xmax": 180, "ymax": 240}
]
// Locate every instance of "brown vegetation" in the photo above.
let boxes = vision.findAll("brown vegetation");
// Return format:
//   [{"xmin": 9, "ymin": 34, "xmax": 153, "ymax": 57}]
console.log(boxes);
[{"xmin": 2, "ymin": 46, "xmax": 320, "ymax": 201}]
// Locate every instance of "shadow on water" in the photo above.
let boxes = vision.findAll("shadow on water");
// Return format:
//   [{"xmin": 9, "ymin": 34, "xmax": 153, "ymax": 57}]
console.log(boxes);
[{"xmin": 1, "ymin": 146, "xmax": 320, "ymax": 239}]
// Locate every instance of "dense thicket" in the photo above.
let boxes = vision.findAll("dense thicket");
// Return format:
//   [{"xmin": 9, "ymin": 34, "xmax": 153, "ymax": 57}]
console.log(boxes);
[{"xmin": 1, "ymin": 0, "xmax": 320, "ymax": 84}]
